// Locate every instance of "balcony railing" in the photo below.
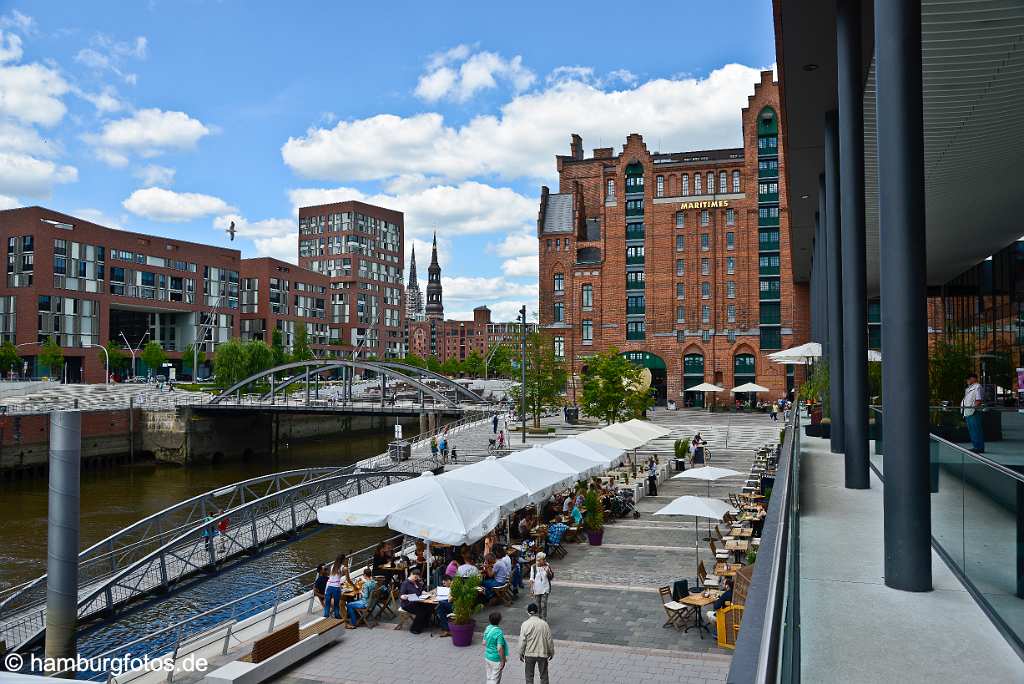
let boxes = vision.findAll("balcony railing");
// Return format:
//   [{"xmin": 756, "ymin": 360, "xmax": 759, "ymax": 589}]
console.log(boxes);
[
  {"xmin": 626, "ymin": 306, "xmax": 645, "ymax": 315},
  {"xmin": 759, "ymin": 287, "xmax": 781, "ymax": 301},
  {"xmin": 626, "ymin": 255, "xmax": 645, "ymax": 265},
  {"xmin": 759, "ymin": 238, "xmax": 780, "ymax": 252},
  {"xmin": 625, "ymin": 330, "xmax": 645, "ymax": 340},
  {"xmin": 759, "ymin": 216, "xmax": 781, "ymax": 228},
  {"xmin": 626, "ymin": 279, "xmax": 645, "ymax": 291},
  {"xmin": 759, "ymin": 263, "xmax": 780, "ymax": 276},
  {"xmin": 759, "ymin": 192, "xmax": 780, "ymax": 203},
  {"xmin": 759, "ymin": 165, "xmax": 779, "ymax": 179},
  {"xmin": 625, "ymin": 226, "xmax": 646, "ymax": 241}
]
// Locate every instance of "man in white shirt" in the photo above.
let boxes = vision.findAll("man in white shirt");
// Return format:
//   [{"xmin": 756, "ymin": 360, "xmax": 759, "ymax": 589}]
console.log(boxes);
[
  {"xmin": 457, "ymin": 560, "xmax": 481, "ymax": 578},
  {"xmin": 962, "ymin": 373, "xmax": 984, "ymax": 453}
]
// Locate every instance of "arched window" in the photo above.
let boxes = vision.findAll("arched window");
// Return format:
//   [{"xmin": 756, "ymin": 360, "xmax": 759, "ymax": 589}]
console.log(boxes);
[
  {"xmin": 656, "ymin": 175, "xmax": 665, "ymax": 197},
  {"xmin": 732, "ymin": 170, "xmax": 741, "ymax": 192},
  {"xmin": 719, "ymin": 171, "xmax": 727, "ymax": 194},
  {"xmin": 675, "ymin": 211, "xmax": 685, "ymax": 228},
  {"xmin": 734, "ymin": 353, "xmax": 756, "ymax": 382},
  {"xmin": 681, "ymin": 174, "xmax": 690, "ymax": 196},
  {"xmin": 707, "ymin": 172, "xmax": 715, "ymax": 194},
  {"xmin": 695, "ymin": 173, "xmax": 702, "ymax": 195},
  {"xmin": 606, "ymin": 178, "xmax": 615, "ymax": 201}
]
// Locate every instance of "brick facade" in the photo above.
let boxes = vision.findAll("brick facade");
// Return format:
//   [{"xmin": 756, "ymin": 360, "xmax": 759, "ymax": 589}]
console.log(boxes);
[
  {"xmin": 407, "ymin": 305, "xmax": 536, "ymax": 364},
  {"xmin": 239, "ymin": 257, "xmax": 334, "ymax": 354},
  {"xmin": 537, "ymin": 71, "xmax": 806, "ymax": 405}
]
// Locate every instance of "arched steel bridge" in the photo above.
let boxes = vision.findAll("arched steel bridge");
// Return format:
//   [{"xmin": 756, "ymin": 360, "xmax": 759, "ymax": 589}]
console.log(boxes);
[{"xmin": 209, "ymin": 360, "xmax": 486, "ymax": 407}]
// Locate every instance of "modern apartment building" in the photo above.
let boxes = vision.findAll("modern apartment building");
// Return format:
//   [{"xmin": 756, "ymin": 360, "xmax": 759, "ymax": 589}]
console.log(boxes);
[
  {"xmin": 239, "ymin": 257, "xmax": 333, "ymax": 355},
  {"xmin": 536, "ymin": 71, "xmax": 806, "ymax": 405},
  {"xmin": 0, "ymin": 206, "xmax": 241, "ymax": 382},
  {"xmin": 296, "ymin": 201, "xmax": 405, "ymax": 359}
]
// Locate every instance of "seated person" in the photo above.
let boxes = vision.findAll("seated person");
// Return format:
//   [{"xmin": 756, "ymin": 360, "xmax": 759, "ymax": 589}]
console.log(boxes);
[
  {"xmin": 445, "ymin": 557, "xmax": 460, "ymax": 579},
  {"xmin": 371, "ymin": 541, "xmax": 394, "ymax": 574},
  {"xmin": 570, "ymin": 502, "xmax": 584, "ymax": 527},
  {"xmin": 546, "ymin": 516, "xmax": 569, "ymax": 553},
  {"xmin": 506, "ymin": 547, "xmax": 523, "ymax": 595},
  {"xmin": 434, "ymin": 576, "xmax": 453, "ymax": 638},
  {"xmin": 705, "ymin": 577, "xmax": 735, "ymax": 637},
  {"xmin": 345, "ymin": 568, "xmax": 378, "ymax": 628},
  {"xmin": 313, "ymin": 563, "xmax": 328, "ymax": 607},
  {"xmin": 517, "ymin": 515, "xmax": 532, "ymax": 540},
  {"xmin": 399, "ymin": 570, "xmax": 433, "ymax": 634},
  {"xmin": 561, "ymin": 495, "xmax": 572, "ymax": 516},
  {"xmin": 456, "ymin": 553, "xmax": 481, "ymax": 578},
  {"xmin": 481, "ymin": 552, "xmax": 502, "ymax": 602}
]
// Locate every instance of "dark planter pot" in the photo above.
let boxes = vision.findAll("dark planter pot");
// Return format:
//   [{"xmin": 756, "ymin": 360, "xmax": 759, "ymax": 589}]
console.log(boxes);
[
  {"xmin": 819, "ymin": 424, "xmax": 831, "ymax": 439},
  {"xmin": 805, "ymin": 425, "xmax": 821, "ymax": 437},
  {"xmin": 449, "ymin": 619, "xmax": 476, "ymax": 647},
  {"xmin": 586, "ymin": 529, "xmax": 604, "ymax": 546}
]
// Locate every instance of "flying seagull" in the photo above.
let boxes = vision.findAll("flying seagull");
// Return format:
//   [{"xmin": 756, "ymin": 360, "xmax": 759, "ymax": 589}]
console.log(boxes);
[{"xmin": 226, "ymin": 221, "xmax": 236, "ymax": 241}]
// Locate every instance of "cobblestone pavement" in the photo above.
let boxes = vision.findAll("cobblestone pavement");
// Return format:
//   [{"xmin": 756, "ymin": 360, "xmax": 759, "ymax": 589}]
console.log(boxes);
[{"xmin": 276, "ymin": 624, "xmax": 733, "ymax": 684}]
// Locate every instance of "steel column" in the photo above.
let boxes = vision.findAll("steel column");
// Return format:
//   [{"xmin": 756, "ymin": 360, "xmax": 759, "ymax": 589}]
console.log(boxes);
[
  {"xmin": 45, "ymin": 410, "xmax": 81, "ymax": 666},
  {"xmin": 876, "ymin": 0, "xmax": 932, "ymax": 591},
  {"xmin": 838, "ymin": 0, "xmax": 870, "ymax": 488},
  {"xmin": 824, "ymin": 112, "xmax": 845, "ymax": 454},
  {"xmin": 817, "ymin": 178, "xmax": 829, "ymax": 357}
]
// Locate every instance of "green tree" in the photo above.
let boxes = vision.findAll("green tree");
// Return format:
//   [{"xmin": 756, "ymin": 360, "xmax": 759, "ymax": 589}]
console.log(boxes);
[
  {"xmin": 38, "ymin": 337, "xmax": 64, "ymax": 377},
  {"xmin": 461, "ymin": 350, "xmax": 485, "ymax": 378},
  {"xmin": 141, "ymin": 341, "xmax": 167, "ymax": 375},
  {"xmin": 487, "ymin": 344, "xmax": 514, "ymax": 378},
  {"xmin": 0, "ymin": 340, "xmax": 21, "ymax": 376},
  {"xmin": 270, "ymin": 328, "xmax": 288, "ymax": 367},
  {"xmin": 213, "ymin": 339, "xmax": 247, "ymax": 387},
  {"xmin": 578, "ymin": 347, "xmax": 652, "ymax": 424},
  {"xmin": 244, "ymin": 339, "xmax": 275, "ymax": 379},
  {"xmin": 508, "ymin": 333, "xmax": 567, "ymax": 428},
  {"xmin": 400, "ymin": 353, "xmax": 426, "ymax": 369},
  {"xmin": 291, "ymin": 322, "xmax": 313, "ymax": 362},
  {"xmin": 868, "ymin": 361, "xmax": 882, "ymax": 403},
  {"xmin": 426, "ymin": 355, "xmax": 443, "ymax": 373},
  {"xmin": 929, "ymin": 339, "xmax": 975, "ymax": 405},
  {"xmin": 101, "ymin": 341, "xmax": 129, "ymax": 374},
  {"xmin": 441, "ymin": 356, "xmax": 460, "ymax": 377}
]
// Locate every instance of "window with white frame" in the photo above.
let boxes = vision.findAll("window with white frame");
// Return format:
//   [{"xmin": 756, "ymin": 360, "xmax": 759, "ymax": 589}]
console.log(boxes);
[
  {"xmin": 676, "ymin": 259, "xmax": 685, "ymax": 276},
  {"xmin": 553, "ymin": 273, "xmax": 564, "ymax": 293},
  {"xmin": 719, "ymin": 171, "xmax": 727, "ymax": 193},
  {"xmin": 701, "ymin": 258, "xmax": 710, "ymax": 275},
  {"xmin": 726, "ymin": 208, "xmax": 735, "ymax": 225},
  {"xmin": 701, "ymin": 233, "xmax": 710, "ymax": 251},
  {"xmin": 727, "ymin": 304, "xmax": 736, "ymax": 322},
  {"xmin": 582, "ymin": 319, "xmax": 593, "ymax": 343},
  {"xmin": 581, "ymin": 283, "xmax": 593, "ymax": 309},
  {"xmin": 700, "ymin": 210, "xmax": 709, "ymax": 226},
  {"xmin": 676, "ymin": 235, "xmax": 685, "ymax": 251},
  {"xmin": 701, "ymin": 282, "xmax": 711, "ymax": 298},
  {"xmin": 682, "ymin": 175, "xmax": 690, "ymax": 196},
  {"xmin": 656, "ymin": 175, "xmax": 664, "ymax": 197},
  {"xmin": 606, "ymin": 179, "xmax": 615, "ymax": 201},
  {"xmin": 695, "ymin": 174, "xmax": 702, "ymax": 194},
  {"xmin": 707, "ymin": 172, "xmax": 714, "ymax": 193},
  {"xmin": 676, "ymin": 305, "xmax": 685, "ymax": 323},
  {"xmin": 553, "ymin": 335, "xmax": 564, "ymax": 358},
  {"xmin": 676, "ymin": 283, "xmax": 685, "ymax": 299},
  {"xmin": 726, "ymin": 257, "xmax": 735, "ymax": 274},
  {"xmin": 732, "ymin": 170, "xmax": 741, "ymax": 192},
  {"xmin": 675, "ymin": 211, "xmax": 685, "ymax": 228},
  {"xmin": 702, "ymin": 305, "xmax": 711, "ymax": 324},
  {"xmin": 727, "ymin": 281, "xmax": 736, "ymax": 298},
  {"xmin": 726, "ymin": 231, "xmax": 735, "ymax": 250}
]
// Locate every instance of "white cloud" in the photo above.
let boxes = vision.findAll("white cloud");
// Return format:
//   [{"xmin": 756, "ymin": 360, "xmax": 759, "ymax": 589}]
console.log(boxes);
[
  {"xmin": 501, "ymin": 255, "xmax": 538, "ymax": 277},
  {"xmin": 288, "ymin": 181, "xmax": 535, "ymax": 239},
  {"xmin": 414, "ymin": 45, "xmax": 534, "ymax": 103},
  {"xmin": 134, "ymin": 164, "xmax": 175, "ymax": 186},
  {"xmin": 0, "ymin": 30, "xmax": 22, "ymax": 63},
  {"xmin": 0, "ymin": 121, "xmax": 60, "ymax": 157},
  {"xmin": 88, "ymin": 108, "xmax": 211, "ymax": 165},
  {"xmin": 448, "ymin": 300, "xmax": 528, "ymax": 323},
  {"xmin": 283, "ymin": 62, "xmax": 767, "ymax": 183},
  {"xmin": 0, "ymin": 151, "xmax": 76, "ymax": 197},
  {"xmin": 122, "ymin": 187, "xmax": 235, "ymax": 222},
  {"xmin": 442, "ymin": 275, "xmax": 537, "ymax": 308},
  {"xmin": 0, "ymin": 194, "xmax": 19, "ymax": 209},
  {"xmin": 0, "ymin": 11, "xmax": 34, "ymax": 35},
  {"xmin": 489, "ymin": 231, "xmax": 536, "ymax": 258},
  {"xmin": 213, "ymin": 214, "xmax": 296, "ymax": 261},
  {"xmin": 0, "ymin": 60, "xmax": 69, "ymax": 126},
  {"xmin": 75, "ymin": 34, "xmax": 147, "ymax": 85},
  {"xmin": 77, "ymin": 85, "xmax": 125, "ymax": 113}
]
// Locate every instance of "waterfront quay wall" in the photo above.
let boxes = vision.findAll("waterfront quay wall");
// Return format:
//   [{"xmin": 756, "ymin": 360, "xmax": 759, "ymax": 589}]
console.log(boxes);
[{"xmin": 0, "ymin": 407, "xmax": 424, "ymax": 475}]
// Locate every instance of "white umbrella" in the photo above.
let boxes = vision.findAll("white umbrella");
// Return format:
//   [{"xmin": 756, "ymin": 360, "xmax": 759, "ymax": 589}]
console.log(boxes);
[
  {"xmin": 441, "ymin": 456, "xmax": 574, "ymax": 506},
  {"xmin": 597, "ymin": 422, "xmax": 651, "ymax": 449},
  {"xmin": 672, "ymin": 466, "xmax": 741, "ymax": 482},
  {"xmin": 768, "ymin": 342, "xmax": 823, "ymax": 365},
  {"xmin": 545, "ymin": 437, "xmax": 625, "ymax": 469},
  {"xmin": 730, "ymin": 382, "xmax": 770, "ymax": 394},
  {"xmin": 687, "ymin": 382, "xmax": 725, "ymax": 393},
  {"xmin": 623, "ymin": 418, "xmax": 673, "ymax": 440},
  {"xmin": 317, "ymin": 471, "xmax": 524, "ymax": 546},
  {"xmin": 504, "ymin": 445, "xmax": 605, "ymax": 478},
  {"xmin": 868, "ymin": 349, "xmax": 882, "ymax": 362},
  {"xmin": 653, "ymin": 495, "xmax": 734, "ymax": 571},
  {"xmin": 577, "ymin": 428, "xmax": 637, "ymax": 450}
]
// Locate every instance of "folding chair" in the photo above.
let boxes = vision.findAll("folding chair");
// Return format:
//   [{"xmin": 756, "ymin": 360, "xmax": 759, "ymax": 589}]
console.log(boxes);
[
  {"xmin": 493, "ymin": 582, "xmax": 514, "ymax": 607},
  {"xmin": 658, "ymin": 586, "xmax": 690, "ymax": 631},
  {"xmin": 698, "ymin": 560, "xmax": 721, "ymax": 590},
  {"xmin": 373, "ymin": 585, "xmax": 398, "ymax": 620},
  {"xmin": 352, "ymin": 590, "xmax": 379, "ymax": 629},
  {"xmin": 709, "ymin": 539, "xmax": 730, "ymax": 563}
]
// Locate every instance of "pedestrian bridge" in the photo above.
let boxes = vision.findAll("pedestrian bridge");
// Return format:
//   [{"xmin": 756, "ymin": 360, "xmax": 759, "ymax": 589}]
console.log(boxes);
[{"xmin": 0, "ymin": 458, "xmax": 433, "ymax": 653}]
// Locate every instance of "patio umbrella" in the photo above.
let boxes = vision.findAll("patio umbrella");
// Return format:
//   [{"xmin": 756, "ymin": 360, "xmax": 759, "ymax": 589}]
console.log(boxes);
[
  {"xmin": 867, "ymin": 349, "xmax": 882, "ymax": 362},
  {"xmin": 653, "ymin": 495, "xmax": 734, "ymax": 572},
  {"xmin": 504, "ymin": 445, "xmax": 606, "ymax": 478},
  {"xmin": 597, "ymin": 422, "xmax": 652, "ymax": 449},
  {"xmin": 730, "ymin": 382, "xmax": 770, "ymax": 394},
  {"xmin": 577, "ymin": 427, "xmax": 637, "ymax": 450},
  {"xmin": 317, "ymin": 471, "xmax": 524, "ymax": 546},
  {"xmin": 441, "ymin": 455, "xmax": 574, "ymax": 505},
  {"xmin": 767, "ymin": 342, "xmax": 823, "ymax": 365},
  {"xmin": 688, "ymin": 382, "xmax": 725, "ymax": 393},
  {"xmin": 622, "ymin": 418, "xmax": 673, "ymax": 441},
  {"xmin": 545, "ymin": 437, "xmax": 625, "ymax": 469}
]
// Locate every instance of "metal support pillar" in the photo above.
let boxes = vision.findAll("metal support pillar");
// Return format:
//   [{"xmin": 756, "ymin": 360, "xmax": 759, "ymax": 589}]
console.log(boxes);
[
  {"xmin": 876, "ymin": 0, "xmax": 932, "ymax": 592},
  {"xmin": 838, "ymin": 0, "xmax": 869, "ymax": 488},
  {"xmin": 270, "ymin": 376, "xmax": 275, "ymax": 405},
  {"xmin": 380, "ymin": 373, "xmax": 386, "ymax": 408},
  {"xmin": 824, "ymin": 112, "xmax": 845, "ymax": 453},
  {"xmin": 128, "ymin": 396, "xmax": 135, "ymax": 465},
  {"xmin": 45, "ymin": 411, "xmax": 81, "ymax": 668},
  {"xmin": 817, "ymin": 179, "xmax": 829, "ymax": 357},
  {"xmin": 304, "ymin": 368, "xmax": 310, "ymax": 406}
]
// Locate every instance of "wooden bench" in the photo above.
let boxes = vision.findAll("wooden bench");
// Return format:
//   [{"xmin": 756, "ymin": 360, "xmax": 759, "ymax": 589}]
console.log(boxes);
[
  {"xmin": 239, "ymin": 622, "xmax": 300, "ymax": 663},
  {"xmin": 204, "ymin": 618, "xmax": 344, "ymax": 684}
]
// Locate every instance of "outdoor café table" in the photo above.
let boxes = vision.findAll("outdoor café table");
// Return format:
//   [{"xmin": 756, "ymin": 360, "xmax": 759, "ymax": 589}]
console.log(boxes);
[
  {"xmin": 680, "ymin": 591, "xmax": 721, "ymax": 638},
  {"xmin": 714, "ymin": 562, "xmax": 743, "ymax": 577},
  {"xmin": 725, "ymin": 539, "xmax": 749, "ymax": 563},
  {"xmin": 730, "ymin": 527, "xmax": 754, "ymax": 539}
]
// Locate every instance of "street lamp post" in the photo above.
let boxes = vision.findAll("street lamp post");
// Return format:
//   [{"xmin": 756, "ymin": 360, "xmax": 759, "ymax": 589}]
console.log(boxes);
[
  {"xmin": 85, "ymin": 344, "xmax": 109, "ymax": 384},
  {"xmin": 120, "ymin": 331, "xmax": 149, "ymax": 379},
  {"xmin": 14, "ymin": 341, "xmax": 41, "ymax": 381},
  {"xmin": 519, "ymin": 305, "xmax": 527, "ymax": 444}
]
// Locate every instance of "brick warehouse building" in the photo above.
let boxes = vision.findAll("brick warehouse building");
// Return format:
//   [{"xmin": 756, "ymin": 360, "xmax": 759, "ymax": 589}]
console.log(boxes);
[
  {"xmin": 537, "ymin": 71, "xmax": 809, "ymax": 406},
  {"xmin": 239, "ymin": 257, "xmax": 334, "ymax": 355},
  {"xmin": 0, "ymin": 206, "xmax": 241, "ymax": 383},
  {"xmin": 296, "ymin": 201, "xmax": 405, "ymax": 359}
]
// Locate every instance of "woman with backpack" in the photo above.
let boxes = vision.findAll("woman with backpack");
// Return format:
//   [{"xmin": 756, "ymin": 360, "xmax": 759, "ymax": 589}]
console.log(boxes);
[{"xmin": 529, "ymin": 552, "xmax": 554, "ymax": 620}]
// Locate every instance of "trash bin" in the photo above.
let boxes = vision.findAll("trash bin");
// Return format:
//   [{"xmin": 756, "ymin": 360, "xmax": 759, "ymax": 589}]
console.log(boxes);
[
  {"xmin": 667, "ymin": 399, "xmax": 676, "ymax": 411},
  {"xmin": 565, "ymin": 407, "xmax": 579, "ymax": 424},
  {"xmin": 674, "ymin": 458, "xmax": 687, "ymax": 472},
  {"xmin": 389, "ymin": 439, "xmax": 411, "ymax": 462}
]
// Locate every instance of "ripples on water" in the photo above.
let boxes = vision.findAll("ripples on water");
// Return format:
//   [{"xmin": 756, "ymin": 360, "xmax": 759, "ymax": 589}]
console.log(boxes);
[{"xmin": 0, "ymin": 425, "xmax": 416, "ymax": 673}]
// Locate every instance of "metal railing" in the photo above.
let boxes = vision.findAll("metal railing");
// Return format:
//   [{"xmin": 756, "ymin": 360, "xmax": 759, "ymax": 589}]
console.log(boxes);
[{"xmin": 728, "ymin": 408, "xmax": 800, "ymax": 683}]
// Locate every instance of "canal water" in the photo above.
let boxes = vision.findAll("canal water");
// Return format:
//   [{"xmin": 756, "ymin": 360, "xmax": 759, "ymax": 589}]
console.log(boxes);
[{"xmin": 0, "ymin": 425, "xmax": 418, "ymax": 667}]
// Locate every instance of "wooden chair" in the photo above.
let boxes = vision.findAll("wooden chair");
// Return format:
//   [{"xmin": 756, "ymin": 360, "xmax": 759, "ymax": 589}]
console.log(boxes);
[
  {"xmin": 493, "ymin": 582, "xmax": 514, "ymax": 607},
  {"xmin": 658, "ymin": 585, "xmax": 690, "ymax": 631},
  {"xmin": 394, "ymin": 607, "xmax": 413, "ymax": 630},
  {"xmin": 371, "ymin": 584, "xmax": 395, "ymax": 620},
  {"xmin": 709, "ymin": 539, "xmax": 730, "ymax": 563},
  {"xmin": 716, "ymin": 604, "xmax": 745, "ymax": 650},
  {"xmin": 697, "ymin": 560, "xmax": 720, "ymax": 589},
  {"xmin": 351, "ymin": 587, "xmax": 380, "ymax": 629}
]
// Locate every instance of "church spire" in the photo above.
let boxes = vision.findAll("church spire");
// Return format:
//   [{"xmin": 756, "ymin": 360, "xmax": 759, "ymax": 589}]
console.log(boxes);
[
  {"xmin": 405, "ymin": 244, "xmax": 424, "ymax": 321},
  {"xmin": 425, "ymin": 230, "xmax": 444, "ymax": 320}
]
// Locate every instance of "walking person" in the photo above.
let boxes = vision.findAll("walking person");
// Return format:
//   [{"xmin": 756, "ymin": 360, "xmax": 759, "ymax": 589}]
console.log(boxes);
[
  {"xmin": 492, "ymin": 413, "xmax": 499, "ymax": 434},
  {"xmin": 770, "ymin": 401, "xmax": 778, "ymax": 422},
  {"xmin": 483, "ymin": 611, "xmax": 508, "ymax": 684},
  {"xmin": 646, "ymin": 457, "xmax": 658, "ymax": 497},
  {"xmin": 962, "ymin": 373, "xmax": 985, "ymax": 453},
  {"xmin": 430, "ymin": 436, "xmax": 439, "ymax": 460},
  {"xmin": 323, "ymin": 554, "xmax": 348, "ymax": 620},
  {"xmin": 529, "ymin": 552, "xmax": 553, "ymax": 620},
  {"xmin": 497, "ymin": 430, "xmax": 505, "ymax": 450},
  {"xmin": 519, "ymin": 603, "xmax": 554, "ymax": 684},
  {"xmin": 313, "ymin": 563, "xmax": 328, "ymax": 607}
]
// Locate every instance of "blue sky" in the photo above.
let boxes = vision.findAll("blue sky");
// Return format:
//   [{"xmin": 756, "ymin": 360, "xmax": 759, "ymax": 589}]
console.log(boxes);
[{"xmin": 0, "ymin": 0, "xmax": 776, "ymax": 320}]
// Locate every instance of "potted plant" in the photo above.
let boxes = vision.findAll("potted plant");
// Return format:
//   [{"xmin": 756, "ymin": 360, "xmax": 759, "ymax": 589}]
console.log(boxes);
[
  {"xmin": 448, "ymin": 573, "xmax": 482, "ymax": 647},
  {"xmin": 583, "ymin": 489, "xmax": 605, "ymax": 545}
]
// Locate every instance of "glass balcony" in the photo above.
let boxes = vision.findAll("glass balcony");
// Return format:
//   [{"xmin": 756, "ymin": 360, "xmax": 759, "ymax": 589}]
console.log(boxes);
[
  {"xmin": 626, "ymin": 254, "xmax": 645, "ymax": 265},
  {"xmin": 758, "ymin": 164, "xmax": 779, "ymax": 179},
  {"xmin": 624, "ymin": 177, "xmax": 644, "ymax": 195},
  {"xmin": 758, "ymin": 215, "xmax": 780, "ymax": 228},
  {"xmin": 625, "ymin": 225, "xmax": 645, "ymax": 241},
  {"xmin": 759, "ymin": 326, "xmax": 782, "ymax": 349},
  {"xmin": 759, "ymin": 191, "xmax": 780, "ymax": 203},
  {"xmin": 626, "ymin": 305, "xmax": 645, "ymax": 315},
  {"xmin": 759, "ymin": 237, "xmax": 780, "ymax": 252},
  {"xmin": 759, "ymin": 304, "xmax": 781, "ymax": 324},
  {"xmin": 759, "ymin": 262, "xmax": 780, "ymax": 276},
  {"xmin": 626, "ymin": 329, "xmax": 645, "ymax": 340},
  {"xmin": 625, "ymin": 202, "xmax": 645, "ymax": 217},
  {"xmin": 626, "ymin": 279, "xmax": 645, "ymax": 291},
  {"xmin": 759, "ymin": 285, "xmax": 781, "ymax": 301}
]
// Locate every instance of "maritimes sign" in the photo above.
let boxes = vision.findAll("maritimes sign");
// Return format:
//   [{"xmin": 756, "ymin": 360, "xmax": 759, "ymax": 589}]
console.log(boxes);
[{"xmin": 679, "ymin": 200, "xmax": 730, "ymax": 209}]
